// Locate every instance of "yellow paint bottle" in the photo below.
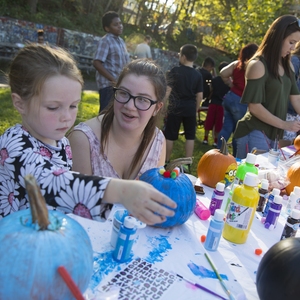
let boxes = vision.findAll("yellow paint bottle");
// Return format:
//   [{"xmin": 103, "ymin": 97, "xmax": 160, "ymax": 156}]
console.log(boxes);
[{"xmin": 222, "ymin": 172, "xmax": 259, "ymax": 244}]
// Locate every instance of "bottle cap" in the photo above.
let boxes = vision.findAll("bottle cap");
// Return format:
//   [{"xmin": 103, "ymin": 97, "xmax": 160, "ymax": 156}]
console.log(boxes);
[
  {"xmin": 243, "ymin": 172, "xmax": 258, "ymax": 187},
  {"xmin": 261, "ymin": 179, "xmax": 269, "ymax": 190},
  {"xmin": 216, "ymin": 182, "xmax": 225, "ymax": 192},
  {"xmin": 246, "ymin": 153, "xmax": 257, "ymax": 165},
  {"xmin": 214, "ymin": 209, "xmax": 225, "ymax": 222},
  {"xmin": 291, "ymin": 208, "xmax": 300, "ymax": 220},
  {"xmin": 272, "ymin": 188, "xmax": 280, "ymax": 196},
  {"xmin": 273, "ymin": 195, "xmax": 282, "ymax": 205},
  {"xmin": 123, "ymin": 216, "xmax": 136, "ymax": 229},
  {"xmin": 293, "ymin": 186, "xmax": 300, "ymax": 196}
]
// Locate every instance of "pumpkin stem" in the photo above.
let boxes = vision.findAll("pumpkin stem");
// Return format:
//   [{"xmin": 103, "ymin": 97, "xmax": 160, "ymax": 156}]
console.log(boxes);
[
  {"xmin": 165, "ymin": 157, "xmax": 193, "ymax": 171},
  {"xmin": 219, "ymin": 136, "xmax": 229, "ymax": 155},
  {"xmin": 25, "ymin": 174, "xmax": 50, "ymax": 230}
]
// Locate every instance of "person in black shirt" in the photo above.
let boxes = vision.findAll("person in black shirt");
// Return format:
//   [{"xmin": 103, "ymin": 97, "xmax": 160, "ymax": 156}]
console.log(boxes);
[{"xmin": 164, "ymin": 44, "xmax": 203, "ymax": 171}]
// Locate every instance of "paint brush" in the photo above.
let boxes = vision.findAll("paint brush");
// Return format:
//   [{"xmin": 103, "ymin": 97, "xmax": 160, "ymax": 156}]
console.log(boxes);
[
  {"xmin": 204, "ymin": 253, "xmax": 236, "ymax": 300},
  {"xmin": 176, "ymin": 273, "xmax": 227, "ymax": 300}
]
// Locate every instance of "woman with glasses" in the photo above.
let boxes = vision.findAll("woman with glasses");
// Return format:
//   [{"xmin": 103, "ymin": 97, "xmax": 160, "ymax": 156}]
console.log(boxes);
[
  {"xmin": 234, "ymin": 15, "xmax": 300, "ymax": 159},
  {"xmin": 68, "ymin": 59, "xmax": 166, "ymax": 216}
]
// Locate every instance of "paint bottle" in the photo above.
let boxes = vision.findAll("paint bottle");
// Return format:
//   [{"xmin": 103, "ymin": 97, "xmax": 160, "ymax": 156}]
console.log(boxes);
[
  {"xmin": 256, "ymin": 179, "xmax": 269, "ymax": 212},
  {"xmin": 285, "ymin": 192, "xmax": 298, "ymax": 217},
  {"xmin": 194, "ymin": 200, "xmax": 210, "ymax": 220},
  {"xmin": 113, "ymin": 216, "xmax": 137, "ymax": 263},
  {"xmin": 292, "ymin": 186, "xmax": 300, "ymax": 210},
  {"xmin": 204, "ymin": 209, "xmax": 225, "ymax": 251},
  {"xmin": 280, "ymin": 209, "xmax": 300, "ymax": 240},
  {"xmin": 264, "ymin": 195, "xmax": 283, "ymax": 230},
  {"xmin": 224, "ymin": 184, "xmax": 238, "ymax": 213},
  {"xmin": 268, "ymin": 149, "xmax": 280, "ymax": 167},
  {"xmin": 209, "ymin": 182, "xmax": 225, "ymax": 216},
  {"xmin": 222, "ymin": 173, "xmax": 259, "ymax": 244},
  {"xmin": 232, "ymin": 153, "xmax": 258, "ymax": 186},
  {"xmin": 263, "ymin": 188, "xmax": 280, "ymax": 217}
]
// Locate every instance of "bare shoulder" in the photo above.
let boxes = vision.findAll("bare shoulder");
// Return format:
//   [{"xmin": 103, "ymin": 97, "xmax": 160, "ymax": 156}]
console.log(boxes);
[{"xmin": 245, "ymin": 59, "xmax": 265, "ymax": 79}]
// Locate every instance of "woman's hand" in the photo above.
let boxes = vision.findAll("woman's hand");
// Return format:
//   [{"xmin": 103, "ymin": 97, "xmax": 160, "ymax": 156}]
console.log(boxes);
[
  {"xmin": 104, "ymin": 179, "xmax": 177, "ymax": 225},
  {"xmin": 284, "ymin": 120, "xmax": 300, "ymax": 132}
]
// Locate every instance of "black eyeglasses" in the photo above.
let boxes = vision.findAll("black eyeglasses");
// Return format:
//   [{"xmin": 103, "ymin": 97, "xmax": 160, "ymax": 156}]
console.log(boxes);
[
  {"xmin": 113, "ymin": 88, "xmax": 158, "ymax": 111},
  {"xmin": 290, "ymin": 19, "xmax": 300, "ymax": 27}
]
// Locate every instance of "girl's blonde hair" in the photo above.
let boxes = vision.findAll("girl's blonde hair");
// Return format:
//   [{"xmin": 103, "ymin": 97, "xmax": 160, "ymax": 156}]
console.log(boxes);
[{"xmin": 8, "ymin": 43, "xmax": 83, "ymax": 102}]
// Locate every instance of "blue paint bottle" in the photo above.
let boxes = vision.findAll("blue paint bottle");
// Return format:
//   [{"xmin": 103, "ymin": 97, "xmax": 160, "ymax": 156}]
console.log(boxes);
[
  {"xmin": 204, "ymin": 209, "xmax": 225, "ymax": 251},
  {"xmin": 209, "ymin": 182, "xmax": 225, "ymax": 216},
  {"xmin": 263, "ymin": 188, "xmax": 280, "ymax": 217},
  {"xmin": 113, "ymin": 216, "xmax": 137, "ymax": 263},
  {"xmin": 264, "ymin": 195, "xmax": 282, "ymax": 230}
]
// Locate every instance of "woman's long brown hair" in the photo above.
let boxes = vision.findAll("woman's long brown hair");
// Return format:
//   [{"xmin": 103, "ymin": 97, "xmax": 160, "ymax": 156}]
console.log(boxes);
[{"xmin": 100, "ymin": 59, "xmax": 167, "ymax": 177}]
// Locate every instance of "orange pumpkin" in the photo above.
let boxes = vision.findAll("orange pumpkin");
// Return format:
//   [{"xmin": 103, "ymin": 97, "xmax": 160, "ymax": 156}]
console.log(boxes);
[
  {"xmin": 294, "ymin": 135, "xmax": 300, "ymax": 152},
  {"xmin": 197, "ymin": 137, "xmax": 237, "ymax": 188},
  {"xmin": 285, "ymin": 161, "xmax": 300, "ymax": 195}
]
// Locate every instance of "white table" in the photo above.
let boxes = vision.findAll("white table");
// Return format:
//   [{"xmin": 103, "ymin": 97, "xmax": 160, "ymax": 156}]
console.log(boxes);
[{"xmin": 71, "ymin": 145, "xmax": 299, "ymax": 300}]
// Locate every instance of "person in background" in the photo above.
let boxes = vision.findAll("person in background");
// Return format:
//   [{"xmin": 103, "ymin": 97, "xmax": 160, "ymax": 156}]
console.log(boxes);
[
  {"xmin": 217, "ymin": 43, "xmax": 258, "ymax": 156},
  {"xmin": 197, "ymin": 56, "xmax": 216, "ymax": 108},
  {"xmin": 202, "ymin": 61, "xmax": 230, "ymax": 147},
  {"xmin": 234, "ymin": 15, "xmax": 300, "ymax": 159},
  {"xmin": 164, "ymin": 44, "xmax": 203, "ymax": 172},
  {"xmin": 284, "ymin": 40, "xmax": 300, "ymax": 142},
  {"xmin": 37, "ymin": 29, "xmax": 45, "ymax": 44},
  {"xmin": 93, "ymin": 11, "xmax": 130, "ymax": 113},
  {"xmin": 134, "ymin": 35, "xmax": 152, "ymax": 59},
  {"xmin": 0, "ymin": 44, "xmax": 176, "ymax": 224}
]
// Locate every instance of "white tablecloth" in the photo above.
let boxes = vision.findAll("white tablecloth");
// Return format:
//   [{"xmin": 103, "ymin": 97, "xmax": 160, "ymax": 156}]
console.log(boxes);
[{"xmin": 70, "ymin": 145, "xmax": 299, "ymax": 300}]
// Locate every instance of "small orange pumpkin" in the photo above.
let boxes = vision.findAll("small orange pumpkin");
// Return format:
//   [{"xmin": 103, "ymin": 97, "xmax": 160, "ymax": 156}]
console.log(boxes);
[
  {"xmin": 285, "ymin": 161, "xmax": 300, "ymax": 195},
  {"xmin": 197, "ymin": 137, "xmax": 237, "ymax": 188},
  {"xmin": 294, "ymin": 135, "xmax": 300, "ymax": 152}
]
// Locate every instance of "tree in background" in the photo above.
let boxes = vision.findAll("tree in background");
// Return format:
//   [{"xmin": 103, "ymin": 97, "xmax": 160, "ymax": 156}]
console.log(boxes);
[{"xmin": 0, "ymin": 0, "xmax": 297, "ymax": 55}]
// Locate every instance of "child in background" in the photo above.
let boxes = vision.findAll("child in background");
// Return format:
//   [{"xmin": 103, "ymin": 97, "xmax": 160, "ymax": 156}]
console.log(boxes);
[
  {"xmin": 0, "ymin": 44, "xmax": 176, "ymax": 223},
  {"xmin": 93, "ymin": 11, "xmax": 130, "ymax": 112},
  {"xmin": 203, "ymin": 62, "xmax": 230, "ymax": 147},
  {"xmin": 164, "ymin": 44, "xmax": 203, "ymax": 172}
]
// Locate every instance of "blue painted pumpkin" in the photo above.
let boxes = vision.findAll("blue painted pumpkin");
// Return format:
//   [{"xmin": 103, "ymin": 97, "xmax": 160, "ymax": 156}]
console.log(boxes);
[
  {"xmin": 0, "ymin": 175, "xmax": 93, "ymax": 300},
  {"xmin": 139, "ymin": 166, "xmax": 196, "ymax": 228}
]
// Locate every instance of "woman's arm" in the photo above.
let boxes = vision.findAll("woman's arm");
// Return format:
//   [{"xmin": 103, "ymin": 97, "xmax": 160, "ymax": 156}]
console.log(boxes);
[
  {"xmin": 220, "ymin": 60, "xmax": 238, "ymax": 86},
  {"xmin": 68, "ymin": 129, "xmax": 93, "ymax": 175}
]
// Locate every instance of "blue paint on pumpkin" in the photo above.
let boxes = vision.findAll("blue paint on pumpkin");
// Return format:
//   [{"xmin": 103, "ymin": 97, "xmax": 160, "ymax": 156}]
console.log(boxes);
[
  {"xmin": 0, "ymin": 209, "xmax": 93, "ymax": 300},
  {"xmin": 139, "ymin": 168, "xmax": 197, "ymax": 228}
]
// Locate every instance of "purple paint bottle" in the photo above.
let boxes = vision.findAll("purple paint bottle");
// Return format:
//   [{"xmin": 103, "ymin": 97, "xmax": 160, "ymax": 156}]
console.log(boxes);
[
  {"xmin": 264, "ymin": 195, "xmax": 282, "ymax": 230},
  {"xmin": 209, "ymin": 182, "xmax": 225, "ymax": 216}
]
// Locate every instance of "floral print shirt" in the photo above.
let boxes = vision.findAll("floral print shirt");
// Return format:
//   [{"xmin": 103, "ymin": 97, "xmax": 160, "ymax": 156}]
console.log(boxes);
[{"xmin": 0, "ymin": 124, "xmax": 111, "ymax": 221}]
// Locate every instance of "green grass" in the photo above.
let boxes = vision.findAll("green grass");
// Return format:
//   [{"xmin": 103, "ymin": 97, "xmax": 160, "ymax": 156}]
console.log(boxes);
[{"xmin": 0, "ymin": 87, "xmax": 218, "ymax": 177}]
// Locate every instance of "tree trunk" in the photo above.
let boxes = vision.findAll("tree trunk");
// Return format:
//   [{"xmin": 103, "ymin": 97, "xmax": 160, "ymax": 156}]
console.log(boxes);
[{"xmin": 27, "ymin": 0, "xmax": 38, "ymax": 14}]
